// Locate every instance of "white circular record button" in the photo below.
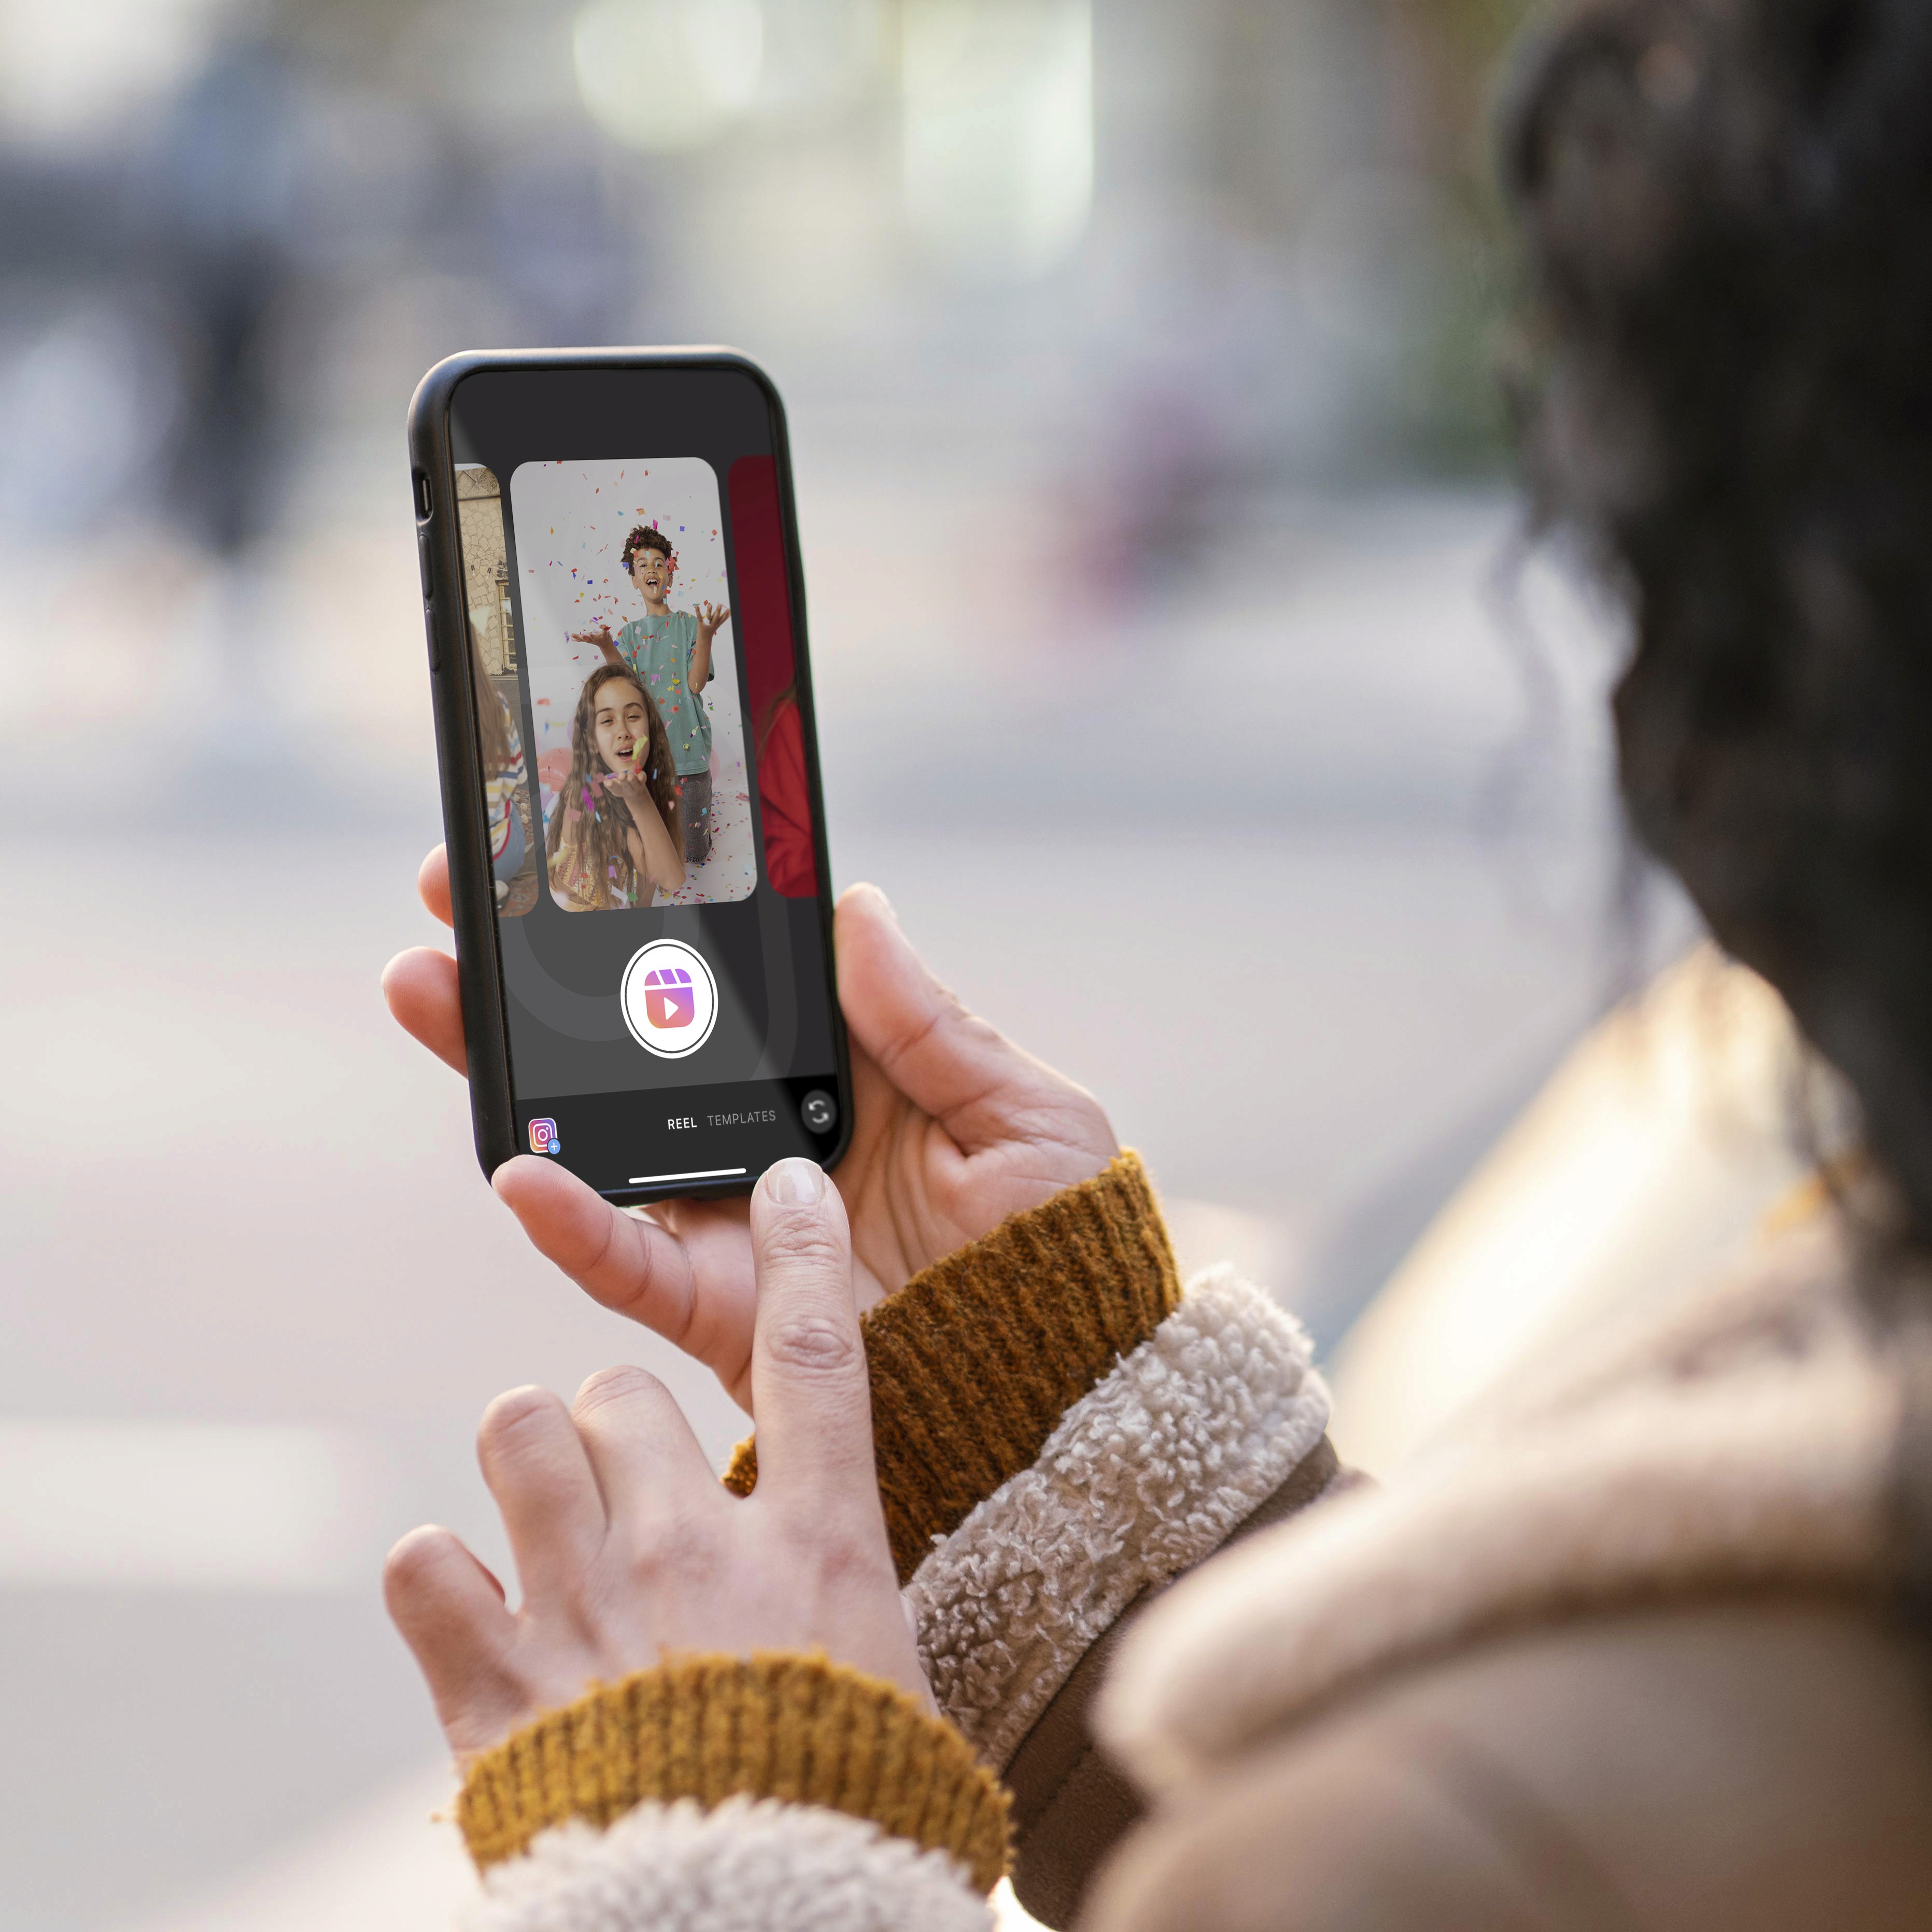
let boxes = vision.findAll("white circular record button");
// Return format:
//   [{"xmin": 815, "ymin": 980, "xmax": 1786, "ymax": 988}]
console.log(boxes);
[{"xmin": 619, "ymin": 939, "xmax": 720, "ymax": 1059}]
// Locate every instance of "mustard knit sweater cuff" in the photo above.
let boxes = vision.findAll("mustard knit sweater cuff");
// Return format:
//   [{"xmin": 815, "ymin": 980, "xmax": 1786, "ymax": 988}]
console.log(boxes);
[
  {"xmin": 458, "ymin": 1652, "xmax": 1010, "ymax": 1893},
  {"xmin": 725, "ymin": 1151, "xmax": 1181, "ymax": 1581}
]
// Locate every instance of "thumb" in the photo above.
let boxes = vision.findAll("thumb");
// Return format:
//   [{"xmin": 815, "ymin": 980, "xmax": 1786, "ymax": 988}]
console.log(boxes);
[{"xmin": 744, "ymin": 1159, "xmax": 875, "ymax": 1508}]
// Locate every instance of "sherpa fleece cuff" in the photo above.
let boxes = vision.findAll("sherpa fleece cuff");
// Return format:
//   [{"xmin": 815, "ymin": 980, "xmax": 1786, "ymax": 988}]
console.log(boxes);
[
  {"xmin": 724, "ymin": 1152, "xmax": 1182, "ymax": 1581},
  {"xmin": 457, "ymin": 1652, "xmax": 1010, "ymax": 1893}
]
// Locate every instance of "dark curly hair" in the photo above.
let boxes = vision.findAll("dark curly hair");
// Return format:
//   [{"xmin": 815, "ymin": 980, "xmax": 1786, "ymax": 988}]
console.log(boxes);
[
  {"xmin": 1504, "ymin": 0, "xmax": 1932, "ymax": 1231},
  {"xmin": 621, "ymin": 525, "xmax": 674, "ymax": 572},
  {"xmin": 1501, "ymin": 0, "xmax": 1932, "ymax": 1601}
]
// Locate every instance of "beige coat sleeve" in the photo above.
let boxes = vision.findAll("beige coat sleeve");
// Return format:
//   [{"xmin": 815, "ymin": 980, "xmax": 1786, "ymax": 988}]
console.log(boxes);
[{"xmin": 1083, "ymin": 1599, "xmax": 1932, "ymax": 1932}]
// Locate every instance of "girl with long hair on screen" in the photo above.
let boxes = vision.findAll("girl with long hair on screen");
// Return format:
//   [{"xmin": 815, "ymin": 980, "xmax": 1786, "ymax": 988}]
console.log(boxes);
[{"xmin": 545, "ymin": 664, "xmax": 686, "ymax": 911}]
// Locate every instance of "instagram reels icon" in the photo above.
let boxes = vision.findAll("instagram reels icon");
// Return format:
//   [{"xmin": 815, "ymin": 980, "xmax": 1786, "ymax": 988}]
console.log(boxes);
[
  {"xmin": 528, "ymin": 1117, "xmax": 561, "ymax": 1155},
  {"xmin": 619, "ymin": 939, "xmax": 720, "ymax": 1059}
]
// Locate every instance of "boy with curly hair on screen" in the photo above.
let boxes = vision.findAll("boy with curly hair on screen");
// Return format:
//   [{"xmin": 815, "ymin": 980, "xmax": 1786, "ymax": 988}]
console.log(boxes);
[{"xmin": 571, "ymin": 524, "xmax": 730, "ymax": 866}]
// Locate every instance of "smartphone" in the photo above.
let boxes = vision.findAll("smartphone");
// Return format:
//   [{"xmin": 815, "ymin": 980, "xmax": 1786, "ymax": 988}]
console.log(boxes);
[{"xmin": 406, "ymin": 349, "xmax": 851, "ymax": 1204}]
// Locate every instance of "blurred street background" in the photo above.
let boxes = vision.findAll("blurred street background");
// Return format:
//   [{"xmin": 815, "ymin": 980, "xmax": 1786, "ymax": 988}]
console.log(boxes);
[{"xmin": 0, "ymin": 0, "xmax": 1724, "ymax": 1924}]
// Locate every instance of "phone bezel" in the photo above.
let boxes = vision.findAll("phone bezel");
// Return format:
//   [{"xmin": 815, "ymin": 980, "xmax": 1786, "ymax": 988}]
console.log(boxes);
[{"xmin": 405, "ymin": 347, "xmax": 853, "ymax": 1202}]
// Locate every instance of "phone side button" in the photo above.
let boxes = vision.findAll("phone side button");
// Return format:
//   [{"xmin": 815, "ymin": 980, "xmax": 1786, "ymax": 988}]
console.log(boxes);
[{"xmin": 424, "ymin": 607, "xmax": 441, "ymax": 674}]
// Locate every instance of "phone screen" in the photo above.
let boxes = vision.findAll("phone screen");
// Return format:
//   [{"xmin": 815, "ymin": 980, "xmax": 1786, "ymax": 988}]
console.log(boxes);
[{"xmin": 440, "ymin": 365, "xmax": 844, "ymax": 1201}]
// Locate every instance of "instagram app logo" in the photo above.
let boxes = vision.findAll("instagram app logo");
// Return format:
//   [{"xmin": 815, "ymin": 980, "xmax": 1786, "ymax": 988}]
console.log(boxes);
[
  {"xmin": 643, "ymin": 966, "xmax": 696, "ymax": 1030},
  {"xmin": 528, "ymin": 1118, "xmax": 560, "ymax": 1155}
]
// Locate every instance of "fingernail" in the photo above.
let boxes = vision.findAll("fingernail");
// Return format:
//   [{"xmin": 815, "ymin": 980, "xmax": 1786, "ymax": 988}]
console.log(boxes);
[{"xmin": 764, "ymin": 1158, "xmax": 826, "ymax": 1205}]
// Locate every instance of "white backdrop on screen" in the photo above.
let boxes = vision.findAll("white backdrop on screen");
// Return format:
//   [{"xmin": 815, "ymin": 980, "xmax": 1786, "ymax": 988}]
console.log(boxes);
[{"xmin": 510, "ymin": 455, "xmax": 755, "ymax": 905}]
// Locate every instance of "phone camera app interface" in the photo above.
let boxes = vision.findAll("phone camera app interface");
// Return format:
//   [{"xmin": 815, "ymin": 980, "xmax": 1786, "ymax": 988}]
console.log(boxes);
[{"xmin": 449, "ymin": 366, "xmax": 843, "ymax": 1200}]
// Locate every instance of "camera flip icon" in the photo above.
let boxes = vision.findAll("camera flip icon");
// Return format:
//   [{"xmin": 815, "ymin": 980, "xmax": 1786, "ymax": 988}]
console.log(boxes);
[{"xmin": 620, "ymin": 939, "xmax": 720, "ymax": 1059}]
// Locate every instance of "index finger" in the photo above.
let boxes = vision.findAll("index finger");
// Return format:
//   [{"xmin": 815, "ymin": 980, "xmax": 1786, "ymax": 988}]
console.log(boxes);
[
  {"xmin": 419, "ymin": 845, "xmax": 453, "ymax": 928},
  {"xmin": 744, "ymin": 1160, "xmax": 875, "ymax": 1507},
  {"xmin": 383, "ymin": 946, "xmax": 466, "ymax": 1074}
]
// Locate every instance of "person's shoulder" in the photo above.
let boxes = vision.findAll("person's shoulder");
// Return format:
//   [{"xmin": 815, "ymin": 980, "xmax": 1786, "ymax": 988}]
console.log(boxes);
[{"xmin": 1088, "ymin": 1600, "xmax": 1932, "ymax": 1931}]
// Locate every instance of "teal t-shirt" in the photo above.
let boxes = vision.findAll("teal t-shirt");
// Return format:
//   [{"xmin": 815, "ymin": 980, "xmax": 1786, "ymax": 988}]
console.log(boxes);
[{"xmin": 614, "ymin": 611, "xmax": 712, "ymax": 776}]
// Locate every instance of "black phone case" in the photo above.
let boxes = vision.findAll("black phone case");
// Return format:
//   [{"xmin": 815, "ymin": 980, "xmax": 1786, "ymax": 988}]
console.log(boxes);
[{"xmin": 404, "ymin": 347, "xmax": 852, "ymax": 1197}]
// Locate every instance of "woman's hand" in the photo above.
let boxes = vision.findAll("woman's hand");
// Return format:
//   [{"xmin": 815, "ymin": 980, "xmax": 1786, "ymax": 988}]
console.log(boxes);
[
  {"xmin": 383, "ymin": 852, "xmax": 1118, "ymax": 1411},
  {"xmin": 383, "ymin": 1159, "xmax": 926, "ymax": 1761}
]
